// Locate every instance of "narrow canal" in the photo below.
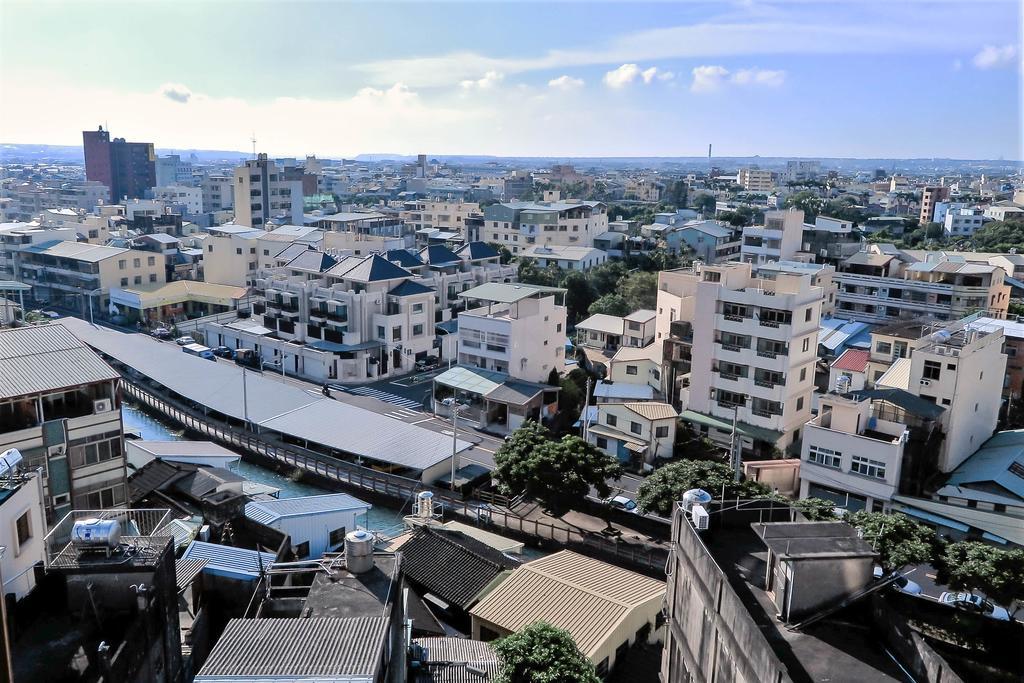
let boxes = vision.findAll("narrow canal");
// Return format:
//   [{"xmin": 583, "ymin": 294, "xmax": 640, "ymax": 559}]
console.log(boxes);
[{"xmin": 122, "ymin": 403, "xmax": 413, "ymax": 536}]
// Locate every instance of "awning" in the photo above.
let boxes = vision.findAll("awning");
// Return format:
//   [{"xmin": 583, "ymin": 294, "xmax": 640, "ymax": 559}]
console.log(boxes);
[
  {"xmin": 308, "ymin": 339, "xmax": 384, "ymax": 353},
  {"xmin": 624, "ymin": 441, "xmax": 647, "ymax": 454},
  {"xmin": 434, "ymin": 365, "xmax": 507, "ymax": 395},
  {"xmin": 679, "ymin": 409, "xmax": 783, "ymax": 445},
  {"xmin": 896, "ymin": 506, "xmax": 970, "ymax": 532},
  {"xmin": 982, "ymin": 531, "xmax": 1008, "ymax": 544}
]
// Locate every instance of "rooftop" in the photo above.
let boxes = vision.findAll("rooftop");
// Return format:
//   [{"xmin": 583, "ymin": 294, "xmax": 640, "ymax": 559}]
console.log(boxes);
[
  {"xmin": 459, "ymin": 282, "xmax": 565, "ymax": 304},
  {"xmin": 752, "ymin": 521, "xmax": 877, "ymax": 560},
  {"xmin": 576, "ymin": 313, "xmax": 624, "ymax": 335},
  {"xmin": 24, "ymin": 239, "xmax": 128, "ymax": 262},
  {"xmin": 593, "ymin": 381, "xmax": 655, "ymax": 401},
  {"xmin": 0, "ymin": 323, "xmax": 119, "ymax": 400},
  {"xmin": 943, "ymin": 429, "xmax": 1024, "ymax": 504},
  {"xmin": 413, "ymin": 637, "xmax": 499, "ymax": 683},
  {"xmin": 181, "ymin": 540, "xmax": 276, "ymax": 580},
  {"xmin": 245, "ymin": 492, "xmax": 371, "ymax": 525},
  {"xmin": 831, "ymin": 348, "xmax": 871, "ymax": 373}
]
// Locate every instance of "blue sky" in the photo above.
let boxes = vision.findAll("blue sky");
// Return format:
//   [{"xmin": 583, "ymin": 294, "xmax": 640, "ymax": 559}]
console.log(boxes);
[{"xmin": 1, "ymin": 1, "xmax": 1021, "ymax": 159}]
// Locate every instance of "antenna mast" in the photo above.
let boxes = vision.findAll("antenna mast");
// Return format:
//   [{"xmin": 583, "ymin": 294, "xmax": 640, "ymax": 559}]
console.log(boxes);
[{"xmin": 251, "ymin": 132, "xmax": 257, "ymax": 159}]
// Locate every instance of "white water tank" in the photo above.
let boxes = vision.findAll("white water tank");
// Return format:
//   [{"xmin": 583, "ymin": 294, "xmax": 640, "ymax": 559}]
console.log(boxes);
[
  {"xmin": 416, "ymin": 491, "xmax": 435, "ymax": 518},
  {"xmin": 345, "ymin": 530, "xmax": 375, "ymax": 574},
  {"xmin": 681, "ymin": 488, "xmax": 712, "ymax": 513},
  {"xmin": 835, "ymin": 374, "xmax": 851, "ymax": 394},
  {"xmin": 71, "ymin": 519, "xmax": 122, "ymax": 550}
]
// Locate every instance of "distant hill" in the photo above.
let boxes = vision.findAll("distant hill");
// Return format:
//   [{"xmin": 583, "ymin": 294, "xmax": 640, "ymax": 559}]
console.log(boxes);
[{"xmin": 0, "ymin": 143, "xmax": 248, "ymax": 164}]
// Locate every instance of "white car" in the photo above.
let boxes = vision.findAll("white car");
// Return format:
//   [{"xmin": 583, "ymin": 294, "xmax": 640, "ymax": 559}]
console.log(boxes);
[
  {"xmin": 605, "ymin": 495, "xmax": 639, "ymax": 513},
  {"xmin": 873, "ymin": 566, "xmax": 922, "ymax": 595},
  {"xmin": 174, "ymin": 335, "xmax": 196, "ymax": 346},
  {"xmin": 938, "ymin": 591, "xmax": 1010, "ymax": 621}
]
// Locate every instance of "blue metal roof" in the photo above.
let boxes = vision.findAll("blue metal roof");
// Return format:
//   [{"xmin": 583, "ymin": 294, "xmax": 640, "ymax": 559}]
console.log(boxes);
[
  {"xmin": 245, "ymin": 493, "xmax": 371, "ymax": 525},
  {"xmin": 896, "ymin": 507, "xmax": 969, "ymax": 532},
  {"xmin": 945, "ymin": 429, "xmax": 1024, "ymax": 501},
  {"xmin": 181, "ymin": 540, "xmax": 277, "ymax": 580}
]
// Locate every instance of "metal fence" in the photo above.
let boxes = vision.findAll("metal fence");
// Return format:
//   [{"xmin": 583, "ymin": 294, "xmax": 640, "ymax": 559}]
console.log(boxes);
[{"xmin": 44, "ymin": 507, "xmax": 172, "ymax": 565}]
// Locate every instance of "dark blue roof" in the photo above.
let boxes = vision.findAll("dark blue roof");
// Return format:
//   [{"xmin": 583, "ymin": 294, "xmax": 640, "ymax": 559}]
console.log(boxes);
[
  {"xmin": 385, "ymin": 249, "xmax": 424, "ymax": 268},
  {"xmin": 456, "ymin": 241, "xmax": 499, "ymax": 260},
  {"xmin": 419, "ymin": 244, "xmax": 461, "ymax": 265},
  {"xmin": 389, "ymin": 279, "xmax": 434, "ymax": 297},
  {"xmin": 339, "ymin": 254, "xmax": 415, "ymax": 282}
]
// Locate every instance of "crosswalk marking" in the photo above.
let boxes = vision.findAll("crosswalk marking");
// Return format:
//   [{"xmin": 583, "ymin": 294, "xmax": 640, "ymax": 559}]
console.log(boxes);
[{"xmin": 345, "ymin": 386, "xmax": 423, "ymax": 411}]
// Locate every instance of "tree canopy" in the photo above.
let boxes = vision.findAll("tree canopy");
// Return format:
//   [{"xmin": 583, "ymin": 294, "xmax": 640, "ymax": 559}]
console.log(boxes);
[
  {"xmin": 635, "ymin": 459, "xmax": 769, "ymax": 516},
  {"xmin": 937, "ymin": 541, "xmax": 1024, "ymax": 609},
  {"xmin": 588, "ymin": 293, "xmax": 631, "ymax": 317},
  {"xmin": 845, "ymin": 511, "xmax": 934, "ymax": 570},
  {"xmin": 493, "ymin": 421, "xmax": 622, "ymax": 512},
  {"xmin": 493, "ymin": 622, "xmax": 600, "ymax": 683}
]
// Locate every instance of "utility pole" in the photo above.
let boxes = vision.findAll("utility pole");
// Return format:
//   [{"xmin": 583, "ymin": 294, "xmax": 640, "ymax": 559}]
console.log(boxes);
[
  {"xmin": 730, "ymin": 402, "xmax": 742, "ymax": 483},
  {"xmin": 581, "ymin": 377, "xmax": 591, "ymax": 440}
]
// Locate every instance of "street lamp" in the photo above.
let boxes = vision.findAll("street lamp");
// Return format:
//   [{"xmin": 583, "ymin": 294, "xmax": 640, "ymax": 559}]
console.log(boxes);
[{"xmin": 441, "ymin": 397, "xmax": 467, "ymax": 492}]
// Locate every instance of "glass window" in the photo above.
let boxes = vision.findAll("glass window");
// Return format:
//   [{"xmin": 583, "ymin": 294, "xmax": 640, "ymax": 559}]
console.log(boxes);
[
  {"xmin": 655, "ymin": 426, "xmax": 669, "ymax": 438},
  {"xmin": 626, "ymin": 365, "xmax": 638, "ymax": 375},
  {"xmin": 630, "ymin": 421, "xmax": 642, "ymax": 435},
  {"xmin": 807, "ymin": 445, "xmax": 841, "ymax": 468},
  {"xmin": 606, "ymin": 414, "xmax": 617, "ymax": 427},
  {"xmin": 851, "ymin": 456, "xmax": 886, "ymax": 479}
]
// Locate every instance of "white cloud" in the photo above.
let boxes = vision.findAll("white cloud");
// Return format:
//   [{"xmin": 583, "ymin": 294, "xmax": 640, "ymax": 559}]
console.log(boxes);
[
  {"xmin": 641, "ymin": 66, "xmax": 660, "ymax": 84},
  {"xmin": 691, "ymin": 65, "xmax": 785, "ymax": 92},
  {"xmin": 604, "ymin": 63, "xmax": 642, "ymax": 88},
  {"xmin": 459, "ymin": 70, "xmax": 504, "ymax": 89},
  {"xmin": 690, "ymin": 65, "xmax": 730, "ymax": 92},
  {"xmin": 657, "ymin": 71, "xmax": 675, "ymax": 82},
  {"xmin": 159, "ymin": 83, "xmax": 192, "ymax": 104},
  {"xmin": 972, "ymin": 44, "xmax": 1018, "ymax": 70},
  {"xmin": 548, "ymin": 75, "xmax": 584, "ymax": 91}
]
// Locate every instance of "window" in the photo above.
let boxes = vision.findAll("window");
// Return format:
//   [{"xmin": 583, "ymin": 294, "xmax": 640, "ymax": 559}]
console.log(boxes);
[
  {"xmin": 630, "ymin": 421, "xmax": 642, "ymax": 435},
  {"xmin": 328, "ymin": 527, "xmax": 347, "ymax": 548},
  {"xmin": 413, "ymin": 324, "xmax": 424, "ymax": 336},
  {"xmin": 805, "ymin": 307, "xmax": 812, "ymax": 322},
  {"xmin": 392, "ymin": 327, "xmax": 402, "ymax": 341},
  {"xmin": 851, "ymin": 456, "xmax": 886, "ymax": 479},
  {"xmin": 875, "ymin": 341, "xmax": 892, "ymax": 355},
  {"xmin": 802, "ymin": 338, "xmax": 809, "ymax": 352},
  {"xmin": 946, "ymin": 363, "xmax": 956, "ymax": 371},
  {"xmin": 799, "ymin": 367, "xmax": 807, "ymax": 381},
  {"xmin": 595, "ymin": 437, "xmax": 608, "ymax": 449},
  {"xmin": 118, "ymin": 259, "xmax": 126, "ymax": 269},
  {"xmin": 149, "ymin": 273, "xmax": 157, "ymax": 282},
  {"xmin": 606, "ymin": 414, "xmax": 618, "ymax": 427},
  {"xmin": 923, "ymin": 360, "xmax": 941, "ymax": 380},
  {"xmin": 655, "ymin": 425, "xmax": 669, "ymax": 438},
  {"xmin": 626, "ymin": 365, "xmax": 638, "ymax": 375},
  {"xmin": 133, "ymin": 258, "xmax": 140, "ymax": 268},
  {"xmin": 120, "ymin": 278, "xmax": 128, "ymax": 286},
  {"xmin": 796, "ymin": 396, "xmax": 804, "ymax": 411},
  {"xmin": 147, "ymin": 256, "xmax": 156, "ymax": 266},
  {"xmin": 236, "ymin": 247, "xmax": 243, "ymax": 255},
  {"xmin": 250, "ymin": 247, "xmax": 256, "ymax": 254},
  {"xmin": 808, "ymin": 445, "xmax": 841, "ymax": 468},
  {"xmin": 263, "ymin": 249, "xmax": 270, "ymax": 256},
  {"xmin": 294, "ymin": 540, "xmax": 310, "ymax": 559},
  {"xmin": 208, "ymin": 245, "xmax": 213, "ymax": 253},
  {"xmin": 377, "ymin": 326, "xmax": 385, "ymax": 339},
  {"xmin": 134, "ymin": 276, "xmax": 142, "ymax": 285},
  {"xmin": 412, "ymin": 303, "xmax": 424, "ymax": 313},
  {"xmin": 15, "ymin": 511, "xmax": 32, "ymax": 550}
]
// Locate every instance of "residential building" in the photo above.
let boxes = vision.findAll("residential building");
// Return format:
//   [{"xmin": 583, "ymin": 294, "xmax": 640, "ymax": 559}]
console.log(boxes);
[
  {"xmin": 82, "ymin": 125, "xmax": 155, "ymax": 200},
  {"xmin": 667, "ymin": 220, "xmax": 741, "ymax": 263},
  {"xmin": 757, "ymin": 260, "xmax": 837, "ymax": 317},
  {"xmin": 470, "ymin": 550, "xmax": 665, "ymax": 676},
  {"xmin": 200, "ymin": 174, "xmax": 235, "ymax": 212},
  {"xmin": 0, "ymin": 180, "xmax": 111, "ymax": 221},
  {"xmin": 738, "ymin": 167, "xmax": 775, "ymax": 192},
  {"xmin": 517, "ymin": 244, "xmax": 608, "ymax": 270},
  {"xmin": 17, "ymin": 239, "xmax": 166, "ymax": 315},
  {"xmin": 919, "ymin": 185, "xmax": 950, "ymax": 224},
  {"xmin": 151, "ymin": 184, "xmax": 202, "ymax": 214},
  {"xmin": 244, "ymin": 493, "xmax": 371, "ymax": 560},
  {"xmin": 432, "ymin": 365, "xmax": 559, "ymax": 436},
  {"xmin": 456, "ymin": 282, "xmax": 567, "ymax": 382},
  {"xmin": 835, "ymin": 246, "xmax": 1009, "ymax": 323},
  {"xmin": 202, "ymin": 224, "xmax": 267, "ymax": 287},
  {"xmin": 740, "ymin": 209, "xmax": 805, "ymax": 267},
  {"xmin": 932, "ymin": 201, "xmax": 968, "ymax": 227},
  {"xmin": 154, "ymin": 154, "xmax": 193, "ymax": 186},
  {"xmin": 983, "ymin": 202, "xmax": 1024, "ymax": 222},
  {"xmin": 576, "ymin": 310, "xmax": 656, "ymax": 352},
  {"xmin": 783, "ymin": 159, "xmax": 821, "ymax": 182},
  {"xmin": 110, "ymin": 279, "xmax": 247, "ymax": 325},
  {"xmin": 657, "ymin": 261, "xmax": 823, "ymax": 454},
  {"xmin": 966, "ymin": 316, "xmax": 1024, "ymax": 398},
  {"xmin": 0, "ymin": 324, "xmax": 127, "ymax": 524},
  {"xmin": 0, "ymin": 221, "xmax": 78, "ymax": 279},
  {"xmin": 482, "ymin": 200, "xmax": 608, "ymax": 254},
  {"xmin": 311, "ymin": 211, "xmax": 406, "ymax": 239},
  {"xmin": 607, "ymin": 343, "xmax": 663, "ymax": 395},
  {"xmin": 624, "ymin": 177, "xmax": 664, "ymax": 202},
  {"xmin": 233, "ymin": 153, "xmax": 304, "ymax": 227},
  {"xmin": 588, "ymin": 401, "xmax": 677, "ymax": 464},
  {"xmin": 0, "ymin": 467, "xmax": 46, "ymax": 601},
  {"xmin": 943, "ymin": 207, "xmax": 991, "ymax": 237},
  {"xmin": 400, "ymin": 199, "xmax": 479, "ymax": 237}
]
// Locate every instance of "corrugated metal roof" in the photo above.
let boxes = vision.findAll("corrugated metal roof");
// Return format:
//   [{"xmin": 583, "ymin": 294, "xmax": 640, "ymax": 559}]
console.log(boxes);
[
  {"xmin": 623, "ymin": 402, "xmax": 677, "ymax": 421},
  {"xmin": 181, "ymin": 540, "xmax": 277, "ymax": 580},
  {"xmin": 0, "ymin": 324, "xmax": 119, "ymax": 400},
  {"xmin": 469, "ymin": 550, "xmax": 664, "ymax": 658},
  {"xmin": 876, "ymin": 357, "xmax": 912, "ymax": 390},
  {"xmin": 131, "ymin": 440, "xmax": 239, "ymax": 458},
  {"xmin": 944, "ymin": 429, "xmax": 1024, "ymax": 501},
  {"xmin": 594, "ymin": 381, "xmax": 654, "ymax": 400},
  {"xmin": 195, "ymin": 617, "xmax": 387, "ymax": 681},
  {"xmin": 831, "ymin": 348, "xmax": 870, "ymax": 373},
  {"xmin": 413, "ymin": 637, "xmax": 498, "ymax": 683},
  {"xmin": 245, "ymin": 493, "xmax": 371, "ymax": 525},
  {"xmin": 434, "ymin": 366, "xmax": 506, "ymax": 395},
  {"xmin": 175, "ymin": 557, "xmax": 208, "ymax": 591}
]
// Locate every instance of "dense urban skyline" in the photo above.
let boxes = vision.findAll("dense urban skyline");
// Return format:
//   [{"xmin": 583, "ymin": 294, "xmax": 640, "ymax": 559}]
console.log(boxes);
[{"xmin": 1, "ymin": 0, "xmax": 1021, "ymax": 160}]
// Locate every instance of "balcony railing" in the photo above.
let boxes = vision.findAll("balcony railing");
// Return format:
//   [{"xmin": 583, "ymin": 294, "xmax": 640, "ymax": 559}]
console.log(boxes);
[
  {"xmin": 723, "ymin": 314, "xmax": 747, "ymax": 322},
  {"xmin": 754, "ymin": 379, "xmax": 777, "ymax": 388},
  {"xmin": 718, "ymin": 371, "xmax": 741, "ymax": 381},
  {"xmin": 720, "ymin": 343, "xmax": 744, "ymax": 352}
]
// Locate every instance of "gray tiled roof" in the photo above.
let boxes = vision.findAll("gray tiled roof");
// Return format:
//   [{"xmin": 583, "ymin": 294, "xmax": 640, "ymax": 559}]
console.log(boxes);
[
  {"xmin": 401, "ymin": 527, "xmax": 518, "ymax": 609},
  {"xmin": 195, "ymin": 617, "xmax": 388, "ymax": 682},
  {"xmin": 0, "ymin": 324, "xmax": 119, "ymax": 400}
]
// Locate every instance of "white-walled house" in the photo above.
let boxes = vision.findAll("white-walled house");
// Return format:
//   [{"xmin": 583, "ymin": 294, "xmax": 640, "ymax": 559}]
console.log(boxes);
[
  {"xmin": 576, "ymin": 310, "xmax": 656, "ymax": 352},
  {"xmin": 0, "ymin": 468, "xmax": 46, "ymax": 601},
  {"xmin": 244, "ymin": 493, "xmax": 371, "ymax": 560},
  {"xmin": 607, "ymin": 344, "xmax": 662, "ymax": 395},
  {"xmin": 587, "ymin": 401, "xmax": 677, "ymax": 465}
]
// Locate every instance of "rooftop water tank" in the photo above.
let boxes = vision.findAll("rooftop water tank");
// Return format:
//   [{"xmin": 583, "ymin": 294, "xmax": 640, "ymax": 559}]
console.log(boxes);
[
  {"xmin": 0, "ymin": 449, "xmax": 23, "ymax": 477},
  {"xmin": 71, "ymin": 518, "xmax": 122, "ymax": 551},
  {"xmin": 682, "ymin": 488, "xmax": 712, "ymax": 513},
  {"xmin": 345, "ymin": 529, "xmax": 375, "ymax": 574},
  {"xmin": 416, "ymin": 491, "xmax": 435, "ymax": 519}
]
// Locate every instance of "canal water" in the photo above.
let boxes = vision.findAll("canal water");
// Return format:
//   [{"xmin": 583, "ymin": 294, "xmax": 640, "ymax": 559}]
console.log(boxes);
[{"xmin": 122, "ymin": 404, "xmax": 413, "ymax": 536}]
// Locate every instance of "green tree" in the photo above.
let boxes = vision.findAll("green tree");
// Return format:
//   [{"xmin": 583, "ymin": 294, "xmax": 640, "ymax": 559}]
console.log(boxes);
[
  {"xmin": 937, "ymin": 542, "xmax": 1024, "ymax": 609},
  {"xmin": 493, "ymin": 622, "xmax": 600, "ymax": 683},
  {"xmin": 845, "ymin": 511, "xmax": 934, "ymax": 570},
  {"xmin": 619, "ymin": 271, "xmax": 658, "ymax": 311},
  {"xmin": 588, "ymin": 261, "xmax": 628, "ymax": 296},
  {"xmin": 635, "ymin": 460, "xmax": 770, "ymax": 516},
  {"xmin": 692, "ymin": 193, "xmax": 716, "ymax": 217},
  {"xmin": 784, "ymin": 190, "xmax": 823, "ymax": 217},
  {"xmin": 588, "ymin": 293, "xmax": 631, "ymax": 317},
  {"xmin": 561, "ymin": 270, "xmax": 595, "ymax": 325},
  {"xmin": 518, "ymin": 260, "xmax": 562, "ymax": 287},
  {"xmin": 791, "ymin": 497, "xmax": 840, "ymax": 521},
  {"xmin": 667, "ymin": 179, "xmax": 689, "ymax": 208},
  {"xmin": 488, "ymin": 242, "xmax": 513, "ymax": 264},
  {"xmin": 968, "ymin": 220, "xmax": 1024, "ymax": 252},
  {"xmin": 493, "ymin": 421, "xmax": 622, "ymax": 512}
]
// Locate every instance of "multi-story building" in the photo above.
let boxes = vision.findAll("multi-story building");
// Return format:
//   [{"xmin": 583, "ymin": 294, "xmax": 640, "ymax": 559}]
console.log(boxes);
[
  {"xmin": 400, "ymin": 199, "xmax": 479, "ymax": 238},
  {"xmin": 576, "ymin": 310, "xmax": 657, "ymax": 352},
  {"xmin": 516, "ymin": 245, "xmax": 608, "ymax": 271},
  {"xmin": 943, "ymin": 207, "xmax": 991, "ymax": 237},
  {"xmin": 154, "ymin": 154, "xmax": 194, "ymax": 187},
  {"xmin": 757, "ymin": 260, "xmax": 837, "ymax": 317},
  {"xmin": 0, "ymin": 324, "xmax": 127, "ymax": 524},
  {"xmin": 0, "ymin": 467, "xmax": 46, "ymax": 601},
  {"xmin": 738, "ymin": 168, "xmax": 775, "ymax": 192},
  {"xmin": 739, "ymin": 209, "xmax": 805, "ymax": 267},
  {"xmin": 588, "ymin": 400, "xmax": 677, "ymax": 465},
  {"xmin": 966, "ymin": 316, "xmax": 1024, "ymax": 399},
  {"xmin": 932, "ymin": 201, "xmax": 968, "ymax": 227},
  {"xmin": 82, "ymin": 126, "xmax": 155, "ymax": 201},
  {"xmin": 0, "ymin": 221, "xmax": 78, "ymax": 279},
  {"xmin": 782, "ymin": 159, "xmax": 821, "ymax": 182},
  {"xmin": 202, "ymin": 224, "xmax": 267, "ymax": 287},
  {"xmin": 17, "ymin": 240, "xmax": 166, "ymax": 315},
  {"xmin": 151, "ymin": 185, "xmax": 202, "ymax": 214},
  {"xmin": 835, "ymin": 246, "xmax": 1009, "ymax": 323},
  {"xmin": 200, "ymin": 174, "xmax": 235, "ymax": 212},
  {"xmin": 0, "ymin": 180, "xmax": 111, "ymax": 221},
  {"xmin": 456, "ymin": 282, "xmax": 567, "ymax": 383},
  {"xmin": 657, "ymin": 261, "xmax": 824, "ymax": 454},
  {"xmin": 666, "ymin": 220, "xmax": 741, "ymax": 263},
  {"xmin": 233, "ymin": 153, "xmax": 304, "ymax": 227},
  {"xmin": 482, "ymin": 200, "xmax": 608, "ymax": 254},
  {"xmin": 919, "ymin": 185, "xmax": 950, "ymax": 224}
]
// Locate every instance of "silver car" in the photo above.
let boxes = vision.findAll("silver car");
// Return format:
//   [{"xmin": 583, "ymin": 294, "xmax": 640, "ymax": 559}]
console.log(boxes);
[
  {"xmin": 873, "ymin": 566, "xmax": 923, "ymax": 595},
  {"xmin": 938, "ymin": 591, "xmax": 1010, "ymax": 621}
]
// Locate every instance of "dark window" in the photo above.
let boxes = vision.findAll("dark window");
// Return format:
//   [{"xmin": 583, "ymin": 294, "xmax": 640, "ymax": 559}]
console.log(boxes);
[
  {"xmin": 596, "ymin": 437, "xmax": 608, "ymax": 449},
  {"xmin": 655, "ymin": 426, "xmax": 669, "ymax": 438},
  {"xmin": 630, "ymin": 421, "xmax": 642, "ymax": 435},
  {"xmin": 16, "ymin": 511, "xmax": 31, "ymax": 547},
  {"xmin": 328, "ymin": 527, "xmax": 346, "ymax": 549},
  {"xmin": 294, "ymin": 541, "xmax": 310, "ymax": 559},
  {"xmin": 923, "ymin": 360, "xmax": 941, "ymax": 380}
]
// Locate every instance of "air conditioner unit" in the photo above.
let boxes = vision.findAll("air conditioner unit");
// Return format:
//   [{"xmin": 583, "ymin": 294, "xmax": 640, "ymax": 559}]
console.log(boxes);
[
  {"xmin": 691, "ymin": 504, "xmax": 710, "ymax": 531},
  {"xmin": 919, "ymin": 379, "xmax": 931, "ymax": 386},
  {"xmin": 93, "ymin": 399, "xmax": 112, "ymax": 414}
]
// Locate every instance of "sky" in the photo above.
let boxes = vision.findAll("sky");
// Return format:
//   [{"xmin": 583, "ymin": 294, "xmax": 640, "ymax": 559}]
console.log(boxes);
[{"xmin": 0, "ymin": 0, "xmax": 1021, "ymax": 160}]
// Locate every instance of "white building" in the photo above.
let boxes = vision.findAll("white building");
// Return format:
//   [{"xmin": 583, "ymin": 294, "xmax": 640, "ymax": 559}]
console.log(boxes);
[
  {"xmin": 481, "ymin": 200, "xmax": 608, "ymax": 254},
  {"xmin": 151, "ymin": 185, "xmax": 202, "ymax": 215},
  {"xmin": 740, "ymin": 209, "xmax": 805, "ymax": 267},
  {"xmin": 943, "ymin": 208, "xmax": 991, "ymax": 237},
  {"xmin": 0, "ymin": 467, "xmax": 46, "ymax": 601},
  {"xmin": 738, "ymin": 168, "xmax": 775, "ymax": 193},
  {"xmin": 201, "ymin": 174, "xmax": 235, "ymax": 213},
  {"xmin": 517, "ymin": 245, "xmax": 608, "ymax": 271},
  {"xmin": 244, "ymin": 493, "xmax": 371, "ymax": 560},
  {"xmin": 576, "ymin": 310, "xmax": 657, "ymax": 352},
  {"xmin": 233, "ymin": 154, "xmax": 304, "ymax": 227},
  {"xmin": 456, "ymin": 282, "xmax": 567, "ymax": 383},
  {"xmin": 202, "ymin": 224, "xmax": 267, "ymax": 287},
  {"xmin": 126, "ymin": 440, "xmax": 241, "ymax": 472},
  {"xmin": 588, "ymin": 401, "xmax": 677, "ymax": 465}
]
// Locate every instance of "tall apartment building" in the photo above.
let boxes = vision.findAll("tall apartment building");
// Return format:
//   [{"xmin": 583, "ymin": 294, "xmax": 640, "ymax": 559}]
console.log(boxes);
[
  {"xmin": 943, "ymin": 208, "xmax": 991, "ymax": 237},
  {"xmin": 233, "ymin": 153, "xmax": 304, "ymax": 227},
  {"xmin": 201, "ymin": 174, "xmax": 235, "ymax": 212},
  {"xmin": 82, "ymin": 126, "xmax": 156, "ymax": 201},
  {"xmin": 657, "ymin": 261, "xmax": 823, "ymax": 454},
  {"xmin": 0, "ymin": 324, "xmax": 128, "ymax": 525},
  {"xmin": 919, "ymin": 185, "xmax": 950, "ymax": 224},
  {"xmin": 154, "ymin": 154, "xmax": 194, "ymax": 187},
  {"xmin": 456, "ymin": 282, "xmax": 567, "ymax": 383},
  {"xmin": 835, "ymin": 246, "xmax": 1009, "ymax": 323},
  {"xmin": 738, "ymin": 168, "xmax": 775, "ymax": 192},
  {"xmin": 739, "ymin": 209, "xmax": 804, "ymax": 267},
  {"xmin": 482, "ymin": 200, "xmax": 608, "ymax": 254}
]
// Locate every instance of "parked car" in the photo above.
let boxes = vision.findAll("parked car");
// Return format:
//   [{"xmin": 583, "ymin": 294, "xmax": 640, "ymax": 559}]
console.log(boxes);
[
  {"xmin": 416, "ymin": 358, "xmax": 439, "ymax": 372},
  {"xmin": 151, "ymin": 327, "xmax": 171, "ymax": 339},
  {"xmin": 211, "ymin": 345, "xmax": 234, "ymax": 358},
  {"xmin": 174, "ymin": 335, "xmax": 196, "ymax": 346},
  {"xmin": 605, "ymin": 495, "xmax": 639, "ymax": 513},
  {"xmin": 873, "ymin": 566, "xmax": 923, "ymax": 595},
  {"xmin": 938, "ymin": 592, "xmax": 1010, "ymax": 621}
]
